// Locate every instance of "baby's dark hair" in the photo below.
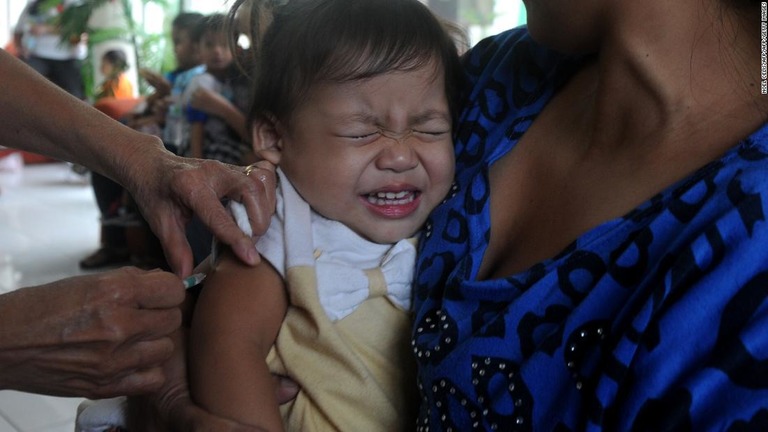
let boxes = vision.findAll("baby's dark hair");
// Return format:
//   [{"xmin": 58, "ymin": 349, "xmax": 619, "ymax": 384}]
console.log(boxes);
[
  {"xmin": 102, "ymin": 49, "xmax": 129, "ymax": 73},
  {"xmin": 192, "ymin": 13, "xmax": 232, "ymax": 44},
  {"xmin": 172, "ymin": 12, "xmax": 204, "ymax": 33},
  {"xmin": 231, "ymin": 0, "xmax": 465, "ymax": 128}
]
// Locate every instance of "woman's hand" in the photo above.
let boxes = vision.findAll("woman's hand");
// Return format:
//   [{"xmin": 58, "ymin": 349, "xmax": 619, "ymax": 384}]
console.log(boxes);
[
  {"xmin": 1, "ymin": 50, "xmax": 276, "ymax": 277},
  {"xmin": 122, "ymin": 150, "xmax": 277, "ymax": 277},
  {"xmin": 0, "ymin": 268, "xmax": 185, "ymax": 398}
]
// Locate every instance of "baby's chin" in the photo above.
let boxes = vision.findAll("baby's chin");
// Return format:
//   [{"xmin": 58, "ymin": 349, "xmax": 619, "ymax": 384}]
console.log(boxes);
[{"xmin": 357, "ymin": 221, "xmax": 424, "ymax": 245}]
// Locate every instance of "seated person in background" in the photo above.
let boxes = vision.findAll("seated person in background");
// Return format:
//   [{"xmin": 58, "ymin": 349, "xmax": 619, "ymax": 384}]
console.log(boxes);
[
  {"xmin": 90, "ymin": 49, "xmax": 139, "ymax": 122},
  {"xmin": 188, "ymin": 0, "xmax": 462, "ymax": 430},
  {"xmin": 95, "ymin": 49, "xmax": 133, "ymax": 101}
]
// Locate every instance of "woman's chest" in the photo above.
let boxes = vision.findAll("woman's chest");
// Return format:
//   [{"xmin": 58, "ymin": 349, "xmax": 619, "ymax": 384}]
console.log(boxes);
[{"xmin": 477, "ymin": 134, "xmax": 652, "ymax": 281}]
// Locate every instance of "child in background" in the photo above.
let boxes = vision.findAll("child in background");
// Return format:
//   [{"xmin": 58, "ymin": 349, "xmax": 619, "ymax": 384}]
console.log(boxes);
[
  {"xmin": 182, "ymin": 13, "xmax": 249, "ymax": 165},
  {"xmin": 150, "ymin": 12, "xmax": 206, "ymax": 155},
  {"xmin": 188, "ymin": 0, "xmax": 463, "ymax": 430},
  {"xmin": 95, "ymin": 49, "xmax": 133, "ymax": 101},
  {"xmin": 180, "ymin": 12, "xmax": 252, "ymax": 267}
]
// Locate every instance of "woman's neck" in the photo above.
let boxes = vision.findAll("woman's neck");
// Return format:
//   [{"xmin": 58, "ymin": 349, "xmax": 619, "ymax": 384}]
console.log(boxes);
[{"xmin": 579, "ymin": 0, "xmax": 765, "ymax": 155}]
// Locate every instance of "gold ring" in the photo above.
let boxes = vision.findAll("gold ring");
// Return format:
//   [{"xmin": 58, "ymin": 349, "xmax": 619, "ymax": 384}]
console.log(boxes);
[{"xmin": 243, "ymin": 163, "xmax": 260, "ymax": 176}]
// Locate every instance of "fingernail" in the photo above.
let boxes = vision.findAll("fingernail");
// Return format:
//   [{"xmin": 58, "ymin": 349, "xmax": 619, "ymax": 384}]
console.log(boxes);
[{"xmin": 246, "ymin": 247, "xmax": 258, "ymax": 265}]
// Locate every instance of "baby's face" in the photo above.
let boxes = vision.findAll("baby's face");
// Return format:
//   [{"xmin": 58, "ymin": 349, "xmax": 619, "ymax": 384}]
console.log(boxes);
[{"xmin": 278, "ymin": 62, "xmax": 455, "ymax": 244}]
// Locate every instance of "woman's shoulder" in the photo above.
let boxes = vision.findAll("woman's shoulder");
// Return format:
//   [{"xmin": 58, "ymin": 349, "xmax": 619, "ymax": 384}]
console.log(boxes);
[
  {"xmin": 460, "ymin": 26, "xmax": 582, "ymax": 112},
  {"xmin": 464, "ymin": 28, "xmax": 573, "ymax": 80},
  {"xmin": 464, "ymin": 27, "xmax": 537, "ymax": 59}
]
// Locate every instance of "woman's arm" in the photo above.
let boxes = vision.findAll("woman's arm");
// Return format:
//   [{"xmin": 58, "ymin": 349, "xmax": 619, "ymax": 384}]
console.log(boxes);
[
  {"xmin": 189, "ymin": 248, "xmax": 288, "ymax": 431},
  {"xmin": 0, "ymin": 49, "xmax": 276, "ymax": 275},
  {"xmin": 0, "ymin": 49, "xmax": 143, "ymax": 178}
]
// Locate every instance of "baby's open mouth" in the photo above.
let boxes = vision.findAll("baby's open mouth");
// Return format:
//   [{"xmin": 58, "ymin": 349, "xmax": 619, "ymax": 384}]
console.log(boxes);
[{"xmin": 365, "ymin": 190, "xmax": 418, "ymax": 205}]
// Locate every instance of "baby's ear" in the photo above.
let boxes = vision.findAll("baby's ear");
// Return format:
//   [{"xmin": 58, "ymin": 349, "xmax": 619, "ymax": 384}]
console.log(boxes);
[{"xmin": 251, "ymin": 116, "xmax": 282, "ymax": 165}]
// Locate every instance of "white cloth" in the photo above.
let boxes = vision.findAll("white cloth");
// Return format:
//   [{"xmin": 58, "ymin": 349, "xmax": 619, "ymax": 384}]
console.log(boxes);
[
  {"xmin": 228, "ymin": 199, "xmax": 253, "ymax": 237},
  {"xmin": 255, "ymin": 169, "xmax": 416, "ymax": 321},
  {"xmin": 75, "ymin": 397, "xmax": 127, "ymax": 432}
]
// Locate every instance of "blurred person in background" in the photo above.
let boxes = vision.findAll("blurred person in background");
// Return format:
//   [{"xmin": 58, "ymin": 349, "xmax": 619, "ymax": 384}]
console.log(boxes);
[{"xmin": 14, "ymin": 0, "xmax": 88, "ymax": 99}]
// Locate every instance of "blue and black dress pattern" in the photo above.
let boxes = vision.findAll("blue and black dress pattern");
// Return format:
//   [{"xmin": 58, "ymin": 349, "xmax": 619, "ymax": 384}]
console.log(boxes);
[{"xmin": 413, "ymin": 27, "xmax": 768, "ymax": 431}]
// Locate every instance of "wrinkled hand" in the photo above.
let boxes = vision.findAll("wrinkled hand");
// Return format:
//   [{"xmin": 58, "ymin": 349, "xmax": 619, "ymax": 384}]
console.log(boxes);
[
  {"xmin": 133, "ymin": 328, "xmax": 297, "ymax": 431},
  {"xmin": 124, "ymin": 151, "xmax": 277, "ymax": 277},
  {"xmin": 0, "ymin": 268, "xmax": 185, "ymax": 398}
]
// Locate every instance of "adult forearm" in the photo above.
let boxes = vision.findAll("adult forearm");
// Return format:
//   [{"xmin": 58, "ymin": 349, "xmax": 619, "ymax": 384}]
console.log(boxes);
[
  {"xmin": 0, "ymin": 49, "xmax": 169, "ymax": 188},
  {"xmin": 1, "ymin": 49, "xmax": 276, "ymax": 275}
]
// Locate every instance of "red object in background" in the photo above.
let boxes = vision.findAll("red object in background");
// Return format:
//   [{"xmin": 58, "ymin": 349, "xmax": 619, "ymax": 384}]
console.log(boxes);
[{"xmin": 0, "ymin": 149, "xmax": 55, "ymax": 164}]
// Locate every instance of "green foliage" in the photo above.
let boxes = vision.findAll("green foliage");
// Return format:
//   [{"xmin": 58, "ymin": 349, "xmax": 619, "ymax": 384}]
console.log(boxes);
[
  {"xmin": 56, "ymin": 0, "xmax": 113, "ymax": 42},
  {"xmin": 458, "ymin": 0, "xmax": 496, "ymax": 27},
  {"xmin": 88, "ymin": 27, "xmax": 132, "ymax": 45},
  {"xmin": 137, "ymin": 32, "xmax": 174, "ymax": 94},
  {"xmin": 57, "ymin": 0, "xmax": 176, "ymax": 98}
]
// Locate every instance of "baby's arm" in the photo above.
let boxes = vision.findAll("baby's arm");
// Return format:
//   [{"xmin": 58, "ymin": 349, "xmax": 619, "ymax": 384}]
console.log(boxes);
[{"xmin": 189, "ymin": 246, "xmax": 288, "ymax": 431}]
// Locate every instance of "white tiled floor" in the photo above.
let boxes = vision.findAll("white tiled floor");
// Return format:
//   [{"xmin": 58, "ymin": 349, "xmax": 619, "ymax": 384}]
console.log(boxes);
[{"xmin": 0, "ymin": 158, "xmax": 101, "ymax": 432}]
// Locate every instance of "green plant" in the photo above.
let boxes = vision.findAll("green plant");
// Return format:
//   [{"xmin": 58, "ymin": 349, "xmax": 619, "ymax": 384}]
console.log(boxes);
[
  {"xmin": 458, "ymin": 0, "xmax": 496, "ymax": 27},
  {"xmin": 56, "ymin": 0, "xmax": 175, "ymax": 97}
]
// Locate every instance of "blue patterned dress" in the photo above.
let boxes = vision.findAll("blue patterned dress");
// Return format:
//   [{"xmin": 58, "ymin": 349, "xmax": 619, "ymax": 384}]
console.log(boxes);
[{"xmin": 413, "ymin": 27, "xmax": 768, "ymax": 431}]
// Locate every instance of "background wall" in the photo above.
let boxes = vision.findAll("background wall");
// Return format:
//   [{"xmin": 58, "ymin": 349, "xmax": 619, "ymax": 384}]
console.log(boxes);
[{"xmin": 0, "ymin": 0, "xmax": 26, "ymax": 48}]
